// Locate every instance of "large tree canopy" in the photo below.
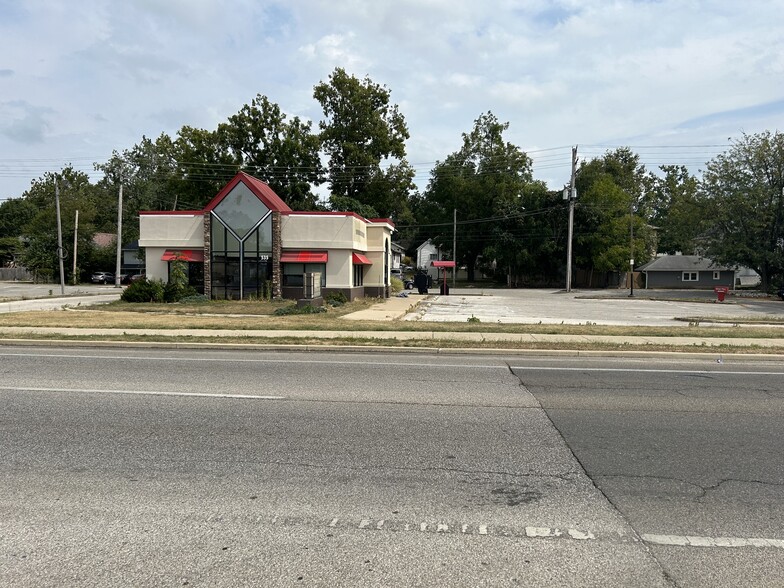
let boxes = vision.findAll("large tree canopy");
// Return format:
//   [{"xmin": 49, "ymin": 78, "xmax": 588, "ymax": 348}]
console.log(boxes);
[
  {"xmin": 421, "ymin": 112, "xmax": 534, "ymax": 281},
  {"xmin": 574, "ymin": 148, "xmax": 652, "ymax": 277},
  {"xmin": 314, "ymin": 68, "xmax": 413, "ymax": 218},
  {"xmin": 699, "ymin": 131, "xmax": 784, "ymax": 290},
  {"xmin": 220, "ymin": 94, "xmax": 324, "ymax": 210}
]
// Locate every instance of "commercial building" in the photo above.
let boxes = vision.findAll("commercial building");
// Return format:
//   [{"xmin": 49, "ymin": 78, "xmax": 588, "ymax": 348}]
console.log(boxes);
[{"xmin": 138, "ymin": 172, "xmax": 395, "ymax": 300}]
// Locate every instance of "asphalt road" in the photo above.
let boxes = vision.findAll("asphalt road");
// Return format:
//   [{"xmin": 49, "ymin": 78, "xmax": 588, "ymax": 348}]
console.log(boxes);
[{"xmin": 1, "ymin": 347, "xmax": 783, "ymax": 586}]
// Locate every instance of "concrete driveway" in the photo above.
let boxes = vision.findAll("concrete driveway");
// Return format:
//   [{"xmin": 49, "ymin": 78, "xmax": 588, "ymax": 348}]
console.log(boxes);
[
  {"xmin": 408, "ymin": 288, "xmax": 784, "ymax": 327},
  {"xmin": 0, "ymin": 282, "xmax": 122, "ymax": 313}
]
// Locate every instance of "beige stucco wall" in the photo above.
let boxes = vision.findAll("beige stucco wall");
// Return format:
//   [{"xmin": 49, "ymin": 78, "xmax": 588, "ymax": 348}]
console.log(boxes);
[
  {"xmin": 138, "ymin": 214, "xmax": 204, "ymax": 248},
  {"xmin": 281, "ymin": 214, "xmax": 366, "ymax": 250},
  {"xmin": 366, "ymin": 224, "xmax": 393, "ymax": 287},
  {"xmin": 282, "ymin": 214, "xmax": 372, "ymax": 289},
  {"xmin": 143, "ymin": 247, "xmax": 169, "ymax": 282}
]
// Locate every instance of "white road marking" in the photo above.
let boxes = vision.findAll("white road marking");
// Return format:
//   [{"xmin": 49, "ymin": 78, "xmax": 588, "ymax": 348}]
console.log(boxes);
[
  {"xmin": 510, "ymin": 366, "xmax": 784, "ymax": 376},
  {"xmin": 327, "ymin": 518, "xmax": 783, "ymax": 550},
  {"xmin": 0, "ymin": 386, "xmax": 285, "ymax": 400},
  {"xmin": 526, "ymin": 527, "xmax": 562, "ymax": 538},
  {"xmin": 643, "ymin": 534, "xmax": 784, "ymax": 549}
]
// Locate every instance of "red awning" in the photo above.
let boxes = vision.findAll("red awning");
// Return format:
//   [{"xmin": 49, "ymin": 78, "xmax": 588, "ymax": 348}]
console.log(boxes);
[
  {"xmin": 280, "ymin": 251, "xmax": 328, "ymax": 263},
  {"xmin": 352, "ymin": 252, "xmax": 372, "ymax": 265},
  {"xmin": 161, "ymin": 249, "xmax": 204, "ymax": 262},
  {"xmin": 431, "ymin": 260, "xmax": 456, "ymax": 268}
]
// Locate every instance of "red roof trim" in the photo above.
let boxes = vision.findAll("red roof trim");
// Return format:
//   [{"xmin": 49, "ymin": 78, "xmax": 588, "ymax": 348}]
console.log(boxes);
[
  {"xmin": 282, "ymin": 210, "xmax": 367, "ymax": 221},
  {"xmin": 203, "ymin": 172, "xmax": 292, "ymax": 214},
  {"xmin": 352, "ymin": 252, "xmax": 372, "ymax": 265},
  {"xmin": 140, "ymin": 210, "xmax": 204, "ymax": 216},
  {"xmin": 368, "ymin": 218, "xmax": 395, "ymax": 226},
  {"xmin": 280, "ymin": 251, "xmax": 328, "ymax": 263}
]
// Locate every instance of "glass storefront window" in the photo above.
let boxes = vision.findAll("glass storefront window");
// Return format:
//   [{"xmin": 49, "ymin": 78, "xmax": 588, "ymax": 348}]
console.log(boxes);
[
  {"xmin": 283, "ymin": 263, "xmax": 326, "ymax": 287},
  {"xmin": 213, "ymin": 182, "xmax": 270, "ymax": 240}
]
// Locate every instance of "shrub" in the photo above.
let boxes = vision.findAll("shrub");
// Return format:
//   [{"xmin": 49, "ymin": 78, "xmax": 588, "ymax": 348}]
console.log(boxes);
[
  {"xmin": 325, "ymin": 291, "xmax": 348, "ymax": 306},
  {"xmin": 121, "ymin": 278, "xmax": 165, "ymax": 303},
  {"xmin": 164, "ymin": 281, "xmax": 197, "ymax": 303},
  {"xmin": 273, "ymin": 303, "xmax": 327, "ymax": 316},
  {"xmin": 178, "ymin": 293, "xmax": 210, "ymax": 304},
  {"xmin": 390, "ymin": 276, "xmax": 404, "ymax": 293}
]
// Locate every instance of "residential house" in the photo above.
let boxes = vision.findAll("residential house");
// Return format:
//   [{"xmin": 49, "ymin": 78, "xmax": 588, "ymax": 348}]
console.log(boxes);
[{"xmin": 637, "ymin": 255, "xmax": 736, "ymax": 289}]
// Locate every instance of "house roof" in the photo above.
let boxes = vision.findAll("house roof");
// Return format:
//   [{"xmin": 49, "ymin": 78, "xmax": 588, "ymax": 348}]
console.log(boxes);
[
  {"xmin": 92, "ymin": 232, "xmax": 116, "ymax": 248},
  {"xmin": 637, "ymin": 255, "xmax": 733, "ymax": 272},
  {"xmin": 203, "ymin": 171, "xmax": 292, "ymax": 214}
]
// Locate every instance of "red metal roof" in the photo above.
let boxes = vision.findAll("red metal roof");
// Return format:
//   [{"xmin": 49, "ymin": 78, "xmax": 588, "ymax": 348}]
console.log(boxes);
[
  {"xmin": 352, "ymin": 252, "xmax": 372, "ymax": 265},
  {"xmin": 280, "ymin": 251, "xmax": 328, "ymax": 263},
  {"xmin": 161, "ymin": 249, "xmax": 204, "ymax": 262},
  {"xmin": 203, "ymin": 172, "xmax": 292, "ymax": 214}
]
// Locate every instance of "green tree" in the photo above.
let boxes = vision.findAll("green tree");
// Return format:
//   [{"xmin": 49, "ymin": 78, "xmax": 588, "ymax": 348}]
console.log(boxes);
[
  {"xmin": 421, "ymin": 112, "xmax": 534, "ymax": 281},
  {"xmin": 20, "ymin": 168, "xmax": 101, "ymax": 281},
  {"xmin": 314, "ymin": 68, "xmax": 413, "ymax": 217},
  {"xmin": 700, "ymin": 131, "xmax": 784, "ymax": 290},
  {"xmin": 220, "ymin": 94, "xmax": 324, "ymax": 210},
  {"xmin": 574, "ymin": 149, "xmax": 652, "ymax": 280},
  {"xmin": 0, "ymin": 197, "xmax": 38, "ymax": 238},
  {"xmin": 643, "ymin": 165, "xmax": 704, "ymax": 254},
  {"xmin": 482, "ymin": 183, "xmax": 566, "ymax": 286}
]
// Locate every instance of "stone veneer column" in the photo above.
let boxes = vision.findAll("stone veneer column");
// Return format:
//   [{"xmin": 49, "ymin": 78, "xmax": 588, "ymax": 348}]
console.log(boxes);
[
  {"xmin": 272, "ymin": 211, "xmax": 282, "ymax": 299},
  {"xmin": 203, "ymin": 213, "xmax": 212, "ymax": 298}
]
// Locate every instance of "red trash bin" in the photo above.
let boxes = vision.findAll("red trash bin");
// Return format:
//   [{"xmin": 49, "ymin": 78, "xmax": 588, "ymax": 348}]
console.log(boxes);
[{"xmin": 714, "ymin": 286, "xmax": 729, "ymax": 302}]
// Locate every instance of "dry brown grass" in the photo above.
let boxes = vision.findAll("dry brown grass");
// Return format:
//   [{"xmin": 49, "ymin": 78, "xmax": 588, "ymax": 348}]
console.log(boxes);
[{"xmin": 0, "ymin": 297, "xmax": 783, "ymax": 341}]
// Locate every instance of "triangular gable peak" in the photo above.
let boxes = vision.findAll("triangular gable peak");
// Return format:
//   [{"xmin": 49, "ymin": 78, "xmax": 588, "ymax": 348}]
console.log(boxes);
[{"xmin": 203, "ymin": 171, "xmax": 292, "ymax": 213}]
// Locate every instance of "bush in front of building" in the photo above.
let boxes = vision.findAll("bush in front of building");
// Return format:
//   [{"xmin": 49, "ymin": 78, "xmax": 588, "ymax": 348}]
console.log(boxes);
[
  {"xmin": 273, "ymin": 304, "xmax": 327, "ymax": 316},
  {"xmin": 325, "ymin": 292, "xmax": 348, "ymax": 306},
  {"xmin": 390, "ymin": 276, "xmax": 404, "ymax": 293},
  {"xmin": 120, "ymin": 278, "xmax": 165, "ymax": 303},
  {"xmin": 163, "ymin": 281, "xmax": 197, "ymax": 303}
]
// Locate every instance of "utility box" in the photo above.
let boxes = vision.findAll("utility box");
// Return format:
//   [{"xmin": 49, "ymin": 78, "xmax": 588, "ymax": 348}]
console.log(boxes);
[
  {"xmin": 298, "ymin": 272, "xmax": 323, "ymax": 308},
  {"xmin": 304, "ymin": 272, "xmax": 321, "ymax": 299}
]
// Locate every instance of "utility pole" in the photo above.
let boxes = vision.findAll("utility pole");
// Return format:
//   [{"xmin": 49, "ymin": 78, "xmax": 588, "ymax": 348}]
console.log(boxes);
[
  {"xmin": 629, "ymin": 196, "xmax": 635, "ymax": 297},
  {"xmin": 54, "ymin": 177, "xmax": 66, "ymax": 295},
  {"xmin": 72, "ymin": 210, "xmax": 79, "ymax": 285},
  {"xmin": 452, "ymin": 208, "xmax": 457, "ymax": 287},
  {"xmin": 115, "ymin": 183, "xmax": 123, "ymax": 287},
  {"xmin": 565, "ymin": 146, "xmax": 578, "ymax": 292}
]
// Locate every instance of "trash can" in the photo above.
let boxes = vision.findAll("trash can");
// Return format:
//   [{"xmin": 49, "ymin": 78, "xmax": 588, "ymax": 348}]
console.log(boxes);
[{"xmin": 714, "ymin": 286, "xmax": 729, "ymax": 302}]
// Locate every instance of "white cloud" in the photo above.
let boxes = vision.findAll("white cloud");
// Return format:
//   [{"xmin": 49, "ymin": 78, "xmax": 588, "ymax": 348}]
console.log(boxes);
[{"xmin": 1, "ymin": 0, "xmax": 783, "ymax": 199}]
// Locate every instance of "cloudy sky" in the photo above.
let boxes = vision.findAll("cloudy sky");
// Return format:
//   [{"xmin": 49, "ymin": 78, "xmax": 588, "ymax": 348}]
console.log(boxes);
[{"xmin": 1, "ymin": 0, "xmax": 782, "ymax": 202}]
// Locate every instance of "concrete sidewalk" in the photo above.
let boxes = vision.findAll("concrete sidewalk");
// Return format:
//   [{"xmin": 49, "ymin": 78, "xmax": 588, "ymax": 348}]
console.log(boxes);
[{"xmin": 0, "ymin": 324, "xmax": 782, "ymax": 351}]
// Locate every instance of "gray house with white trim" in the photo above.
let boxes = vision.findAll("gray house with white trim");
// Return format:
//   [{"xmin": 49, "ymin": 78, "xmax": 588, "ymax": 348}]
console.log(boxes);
[{"xmin": 637, "ymin": 255, "xmax": 735, "ymax": 289}]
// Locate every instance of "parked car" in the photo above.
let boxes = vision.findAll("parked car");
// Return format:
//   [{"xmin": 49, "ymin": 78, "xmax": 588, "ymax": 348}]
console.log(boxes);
[
  {"xmin": 90, "ymin": 271, "xmax": 115, "ymax": 284},
  {"xmin": 120, "ymin": 273, "xmax": 144, "ymax": 284}
]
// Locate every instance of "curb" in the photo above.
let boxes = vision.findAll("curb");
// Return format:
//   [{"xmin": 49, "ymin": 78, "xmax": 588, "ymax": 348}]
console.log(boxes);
[{"xmin": 1, "ymin": 337, "xmax": 783, "ymax": 362}]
